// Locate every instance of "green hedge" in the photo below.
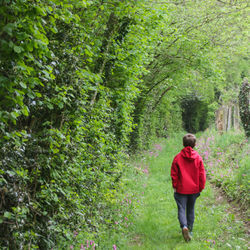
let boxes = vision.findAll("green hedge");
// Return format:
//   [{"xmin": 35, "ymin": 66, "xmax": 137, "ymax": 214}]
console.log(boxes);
[{"xmin": 0, "ymin": 0, "xmax": 155, "ymax": 248}]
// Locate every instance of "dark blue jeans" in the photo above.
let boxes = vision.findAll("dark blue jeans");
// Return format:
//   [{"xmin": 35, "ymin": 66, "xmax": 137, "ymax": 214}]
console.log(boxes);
[{"xmin": 174, "ymin": 192, "xmax": 200, "ymax": 231}]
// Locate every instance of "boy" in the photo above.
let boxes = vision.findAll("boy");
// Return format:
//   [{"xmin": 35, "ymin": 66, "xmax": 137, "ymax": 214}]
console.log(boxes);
[{"xmin": 170, "ymin": 133, "xmax": 206, "ymax": 242}]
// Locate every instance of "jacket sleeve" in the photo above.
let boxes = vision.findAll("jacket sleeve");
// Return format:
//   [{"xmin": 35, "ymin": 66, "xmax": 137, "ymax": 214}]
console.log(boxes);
[
  {"xmin": 170, "ymin": 158, "xmax": 179, "ymax": 189},
  {"xmin": 199, "ymin": 158, "xmax": 206, "ymax": 192}
]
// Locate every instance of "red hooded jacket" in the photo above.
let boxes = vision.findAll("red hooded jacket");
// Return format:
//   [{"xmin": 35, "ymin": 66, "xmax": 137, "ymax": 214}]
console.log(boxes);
[{"xmin": 171, "ymin": 146, "xmax": 206, "ymax": 194}]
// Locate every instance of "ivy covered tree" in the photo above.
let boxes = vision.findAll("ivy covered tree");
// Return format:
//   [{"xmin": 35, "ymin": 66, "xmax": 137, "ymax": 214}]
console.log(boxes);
[{"xmin": 239, "ymin": 78, "xmax": 250, "ymax": 137}]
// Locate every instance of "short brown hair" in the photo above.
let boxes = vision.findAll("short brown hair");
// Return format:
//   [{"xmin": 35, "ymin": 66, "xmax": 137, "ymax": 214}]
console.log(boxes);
[{"xmin": 183, "ymin": 133, "xmax": 196, "ymax": 148}]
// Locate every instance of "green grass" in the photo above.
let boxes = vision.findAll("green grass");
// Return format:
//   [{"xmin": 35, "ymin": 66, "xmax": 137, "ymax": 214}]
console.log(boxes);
[
  {"xmin": 68, "ymin": 132, "xmax": 249, "ymax": 249},
  {"xmin": 118, "ymin": 133, "xmax": 248, "ymax": 250}
]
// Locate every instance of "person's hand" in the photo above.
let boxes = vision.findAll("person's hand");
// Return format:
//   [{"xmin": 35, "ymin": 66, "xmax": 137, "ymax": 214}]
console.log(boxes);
[{"xmin": 173, "ymin": 188, "xmax": 176, "ymax": 193}]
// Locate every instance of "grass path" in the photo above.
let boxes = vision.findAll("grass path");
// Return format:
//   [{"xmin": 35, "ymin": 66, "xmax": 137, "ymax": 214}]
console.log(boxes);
[{"xmin": 122, "ymin": 135, "xmax": 248, "ymax": 249}]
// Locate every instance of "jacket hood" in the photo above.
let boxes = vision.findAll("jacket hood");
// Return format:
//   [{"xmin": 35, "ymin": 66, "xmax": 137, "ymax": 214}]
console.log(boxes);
[{"xmin": 181, "ymin": 146, "xmax": 198, "ymax": 160}]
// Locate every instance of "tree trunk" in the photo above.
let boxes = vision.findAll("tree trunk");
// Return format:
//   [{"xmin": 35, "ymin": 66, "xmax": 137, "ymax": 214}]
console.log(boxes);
[{"xmin": 227, "ymin": 105, "xmax": 232, "ymax": 131}]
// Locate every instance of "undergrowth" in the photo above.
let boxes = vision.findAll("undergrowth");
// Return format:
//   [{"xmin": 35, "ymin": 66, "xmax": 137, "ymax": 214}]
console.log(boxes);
[{"xmin": 197, "ymin": 129, "xmax": 249, "ymax": 211}]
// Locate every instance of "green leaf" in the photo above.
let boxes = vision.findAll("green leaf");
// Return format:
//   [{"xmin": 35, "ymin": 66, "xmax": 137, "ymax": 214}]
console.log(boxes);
[
  {"xmin": 36, "ymin": 6, "xmax": 47, "ymax": 16},
  {"xmin": 10, "ymin": 111, "xmax": 19, "ymax": 119},
  {"xmin": 42, "ymin": 70, "xmax": 50, "ymax": 79},
  {"xmin": 47, "ymin": 103, "xmax": 53, "ymax": 110},
  {"xmin": 51, "ymin": 26, "xmax": 58, "ymax": 33},
  {"xmin": 14, "ymin": 45, "xmax": 24, "ymax": 54},
  {"xmin": 27, "ymin": 43, "xmax": 33, "ymax": 52},
  {"xmin": 15, "ymin": 132, "xmax": 22, "ymax": 137},
  {"xmin": 4, "ymin": 212, "xmax": 12, "ymax": 219},
  {"xmin": 52, "ymin": 148, "xmax": 59, "ymax": 154},
  {"xmin": 35, "ymin": 92, "xmax": 42, "ymax": 98},
  {"xmin": 58, "ymin": 102, "xmax": 64, "ymax": 109},
  {"xmin": 22, "ymin": 106, "xmax": 29, "ymax": 116},
  {"xmin": 19, "ymin": 81, "xmax": 27, "ymax": 89}
]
